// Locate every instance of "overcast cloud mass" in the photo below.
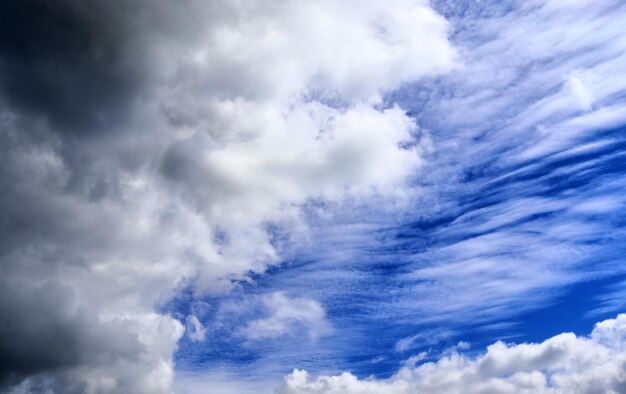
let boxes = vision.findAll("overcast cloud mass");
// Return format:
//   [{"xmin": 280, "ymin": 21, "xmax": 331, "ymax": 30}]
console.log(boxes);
[{"xmin": 1, "ymin": 0, "xmax": 626, "ymax": 393}]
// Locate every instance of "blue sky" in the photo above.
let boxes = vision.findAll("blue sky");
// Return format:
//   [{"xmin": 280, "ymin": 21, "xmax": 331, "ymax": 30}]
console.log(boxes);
[{"xmin": 2, "ymin": 0, "xmax": 626, "ymax": 393}]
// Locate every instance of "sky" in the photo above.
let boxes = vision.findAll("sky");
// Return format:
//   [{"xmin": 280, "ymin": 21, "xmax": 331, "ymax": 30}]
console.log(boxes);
[{"xmin": 1, "ymin": 0, "xmax": 626, "ymax": 393}]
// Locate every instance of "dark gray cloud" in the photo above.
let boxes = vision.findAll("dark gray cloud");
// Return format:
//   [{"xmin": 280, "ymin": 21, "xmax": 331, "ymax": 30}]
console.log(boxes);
[
  {"xmin": 0, "ymin": 0, "xmax": 149, "ymax": 135},
  {"xmin": 0, "ymin": 280, "xmax": 143, "ymax": 389},
  {"xmin": 0, "ymin": 2, "xmax": 180, "ymax": 391}
]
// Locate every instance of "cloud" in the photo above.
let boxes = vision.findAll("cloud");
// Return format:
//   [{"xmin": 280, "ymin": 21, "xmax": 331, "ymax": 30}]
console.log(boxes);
[
  {"xmin": 160, "ymin": 103, "xmax": 421, "ymax": 233},
  {"xmin": 241, "ymin": 292, "xmax": 331, "ymax": 341},
  {"xmin": 185, "ymin": 315, "xmax": 207, "ymax": 343},
  {"xmin": 0, "ymin": 0, "xmax": 456, "ymax": 391},
  {"xmin": 567, "ymin": 70, "xmax": 596, "ymax": 111},
  {"xmin": 278, "ymin": 313, "xmax": 626, "ymax": 394}
]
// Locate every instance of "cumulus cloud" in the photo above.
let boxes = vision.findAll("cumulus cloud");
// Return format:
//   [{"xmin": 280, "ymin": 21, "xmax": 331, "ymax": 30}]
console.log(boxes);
[
  {"xmin": 0, "ymin": 0, "xmax": 455, "ymax": 392},
  {"xmin": 241, "ymin": 292, "xmax": 330, "ymax": 341},
  {"xmin": 278, "ymin": 313, "xmax": 626, "ymax": 394}
]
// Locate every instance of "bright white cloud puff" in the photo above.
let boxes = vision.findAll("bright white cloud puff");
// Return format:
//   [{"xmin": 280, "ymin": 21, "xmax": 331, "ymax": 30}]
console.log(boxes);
[
  {"xmin": 279, "ymin": 313, "xmax": 626, "ymax": 394},
  {"xmin": 241, "ymin": 292, "xmax": 331, "ymax": 341}
]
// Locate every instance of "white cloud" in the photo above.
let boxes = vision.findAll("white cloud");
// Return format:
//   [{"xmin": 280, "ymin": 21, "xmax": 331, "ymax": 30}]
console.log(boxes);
[
  {"xmin": 161, "ymin": 0, "xmax": 456, "ymax": 104},
  {"xmin": 567, "ymin": 69, "xmax": 596, "ymax": 111},
  {"xmin": 278, "ymin": 313, "xmax": 626, "ymax": 394},
  {"xmin": 186, "ymin": 315, "xmax": 207, "ymax": 342},
  {"xmin": 162, "ymin": 103, "xmax": 421, "ymax": 235},
  {"xmin": 156, "ymin": 0, "xmax": 458, "ymax": 284},
  {"xmin": 152, "ymin": 0, "xmax": 456, "ymax": 288},
  {"xmin": 241, "ymin": 292, "xmax": 331, "ymax": 341}
]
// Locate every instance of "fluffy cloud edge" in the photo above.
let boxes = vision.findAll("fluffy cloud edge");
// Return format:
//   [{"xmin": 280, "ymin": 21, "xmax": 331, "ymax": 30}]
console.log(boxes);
[{"xmin": 278, "ymin": 313, "xmax": 626, "ymax": 394}]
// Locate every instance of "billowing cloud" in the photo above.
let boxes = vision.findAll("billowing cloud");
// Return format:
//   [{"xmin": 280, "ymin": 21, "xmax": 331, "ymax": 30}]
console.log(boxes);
[
  {"xmin": 279, "ymin": 313, "xmax": 626, "ymax": 394},
  {"xmin": 241, "ymin": 292, "xmax": 330, "ymax": 341},
  {"xmin": 0, "ymin": 0, "xmax": 456, "ymax": 392}
]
